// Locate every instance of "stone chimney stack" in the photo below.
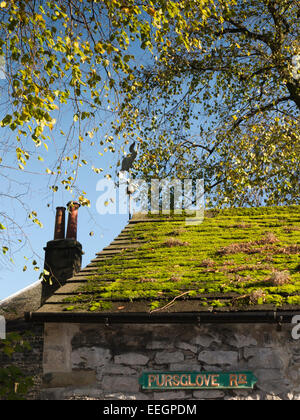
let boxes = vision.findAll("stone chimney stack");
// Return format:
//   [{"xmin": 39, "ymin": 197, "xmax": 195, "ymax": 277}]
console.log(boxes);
[{"xmin": 41, "ymin": 204, "xmax": 82, "ymax": 303}]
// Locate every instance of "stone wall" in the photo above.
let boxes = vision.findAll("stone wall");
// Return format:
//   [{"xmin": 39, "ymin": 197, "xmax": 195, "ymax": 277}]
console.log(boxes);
[
  {"xmin": 0, "ymin": 320, "xmax": 44, "ymax": 400},
  {"xmin": 41, "ymin": 322, "xmax": 300, "ymax": 400},
  {"xmin": 0, "ymin": 281, "xmax": 45, "ymax": 400}
]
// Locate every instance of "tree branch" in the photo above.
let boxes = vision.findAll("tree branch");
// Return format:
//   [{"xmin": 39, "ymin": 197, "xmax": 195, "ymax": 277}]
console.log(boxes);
[{"xmin": 233, "ymin": 95, "xmax": 292, "ymax": 127}]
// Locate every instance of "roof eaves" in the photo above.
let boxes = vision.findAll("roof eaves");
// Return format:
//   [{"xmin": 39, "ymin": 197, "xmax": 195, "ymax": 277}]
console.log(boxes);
[{"xmin": 24, "ymin": 309, "xmax": 300, "ymax": 324}]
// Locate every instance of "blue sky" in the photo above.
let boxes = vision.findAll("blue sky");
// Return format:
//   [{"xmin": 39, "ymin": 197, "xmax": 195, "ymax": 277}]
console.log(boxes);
[
  {"xmin": 0, "ymin": 10, "xmax": 157, "ymax": 301},
  {"xmin": 0, "ymin": 17, "xmax": 156, "ymax": 301},
  {"xmin": 0, "ymin": 87, "xmax": 133, "ymax": 301},
  {"xmin": 0, "ymin": 146, "xmax": 131, "ymax": 301}
]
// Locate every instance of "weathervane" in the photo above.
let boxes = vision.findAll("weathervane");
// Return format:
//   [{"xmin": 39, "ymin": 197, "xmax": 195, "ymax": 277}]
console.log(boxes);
[
  {"xmin": 120, "ymin": 142, "xmax": 138, "ymax": 172},
  {"xmin": 119, "ymin": 141, "xmax": 138, "ymax": 220}
]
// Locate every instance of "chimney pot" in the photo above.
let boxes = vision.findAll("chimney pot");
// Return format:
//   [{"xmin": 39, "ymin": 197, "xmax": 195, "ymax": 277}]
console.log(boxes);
[
  {"xmin": 54, "ymin": 207, "xmax": 66, "ymax": 240},
  {"xmin": 66, "ymin": 201, "xmax": 81, "ymax": 240}
]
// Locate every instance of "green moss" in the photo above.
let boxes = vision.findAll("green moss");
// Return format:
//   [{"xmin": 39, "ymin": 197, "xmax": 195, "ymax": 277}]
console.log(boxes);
[
  {"xmin": 286, "ymin": 296, "xmax": 300, "ymax": 305},
  {"xmin": 65, "ymin": 205, "xmax": 300, "ymax": 312},
  {"xmin": 210, "ymin": 300, "xmax": 227, "ymax": 308},
  {"xmin": 264, "ymin": 294, "xmax": 285, "ymax": 306}
]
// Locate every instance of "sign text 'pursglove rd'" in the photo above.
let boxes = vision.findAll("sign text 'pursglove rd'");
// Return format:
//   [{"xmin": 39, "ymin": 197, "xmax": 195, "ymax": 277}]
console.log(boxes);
[{"xmin": 139, "ymin": 371, "xmax": 257, "ymax": 390}]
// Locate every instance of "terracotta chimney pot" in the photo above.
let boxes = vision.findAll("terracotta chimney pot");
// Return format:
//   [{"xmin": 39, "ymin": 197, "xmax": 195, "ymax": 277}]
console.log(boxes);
[
  {"xmin": 54, "ymin": 207, "xmax": 66, "ymax": 240},
  {"xmin": 66, "ymin": 201, "xmax": 81, "ymax": 240}
]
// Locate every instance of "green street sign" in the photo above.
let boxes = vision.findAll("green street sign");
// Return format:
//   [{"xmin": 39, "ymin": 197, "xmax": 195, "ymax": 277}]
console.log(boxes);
[{"xmin": 139, "ymin": 371, "xmax": 257, "ymax": 390}]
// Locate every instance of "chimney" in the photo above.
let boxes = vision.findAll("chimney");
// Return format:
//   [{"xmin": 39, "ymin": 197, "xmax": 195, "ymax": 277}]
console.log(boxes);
[{"xmin": 41, "ymin": 204, "xmax": 82, "ymax": 303}]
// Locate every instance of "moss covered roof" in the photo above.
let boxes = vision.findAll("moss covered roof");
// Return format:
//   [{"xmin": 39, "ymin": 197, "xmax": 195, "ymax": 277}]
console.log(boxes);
[{"xmin": 37, "ymin": 205, "xmax": 300, "ymax": 315}]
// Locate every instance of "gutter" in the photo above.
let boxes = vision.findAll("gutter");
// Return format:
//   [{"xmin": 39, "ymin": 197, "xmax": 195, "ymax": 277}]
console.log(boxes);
[{"xmin": 24, "ymin": 310, "xmax": 299, "ymax": 325}]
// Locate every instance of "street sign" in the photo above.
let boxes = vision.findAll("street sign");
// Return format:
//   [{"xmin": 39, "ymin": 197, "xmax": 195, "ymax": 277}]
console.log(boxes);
[{"xmin": 139, "ymin": 371, "xmax": 257, "ymax": 390}]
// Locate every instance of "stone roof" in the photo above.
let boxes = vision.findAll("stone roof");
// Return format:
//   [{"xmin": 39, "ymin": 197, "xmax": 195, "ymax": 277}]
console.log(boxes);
[
  {"xmin": 31, "ymin": 205, "xmax": 300, "ymax": 320},
  {"xmin": 0, "ymin": 280, "xmax": 43, "ymax": 321}
]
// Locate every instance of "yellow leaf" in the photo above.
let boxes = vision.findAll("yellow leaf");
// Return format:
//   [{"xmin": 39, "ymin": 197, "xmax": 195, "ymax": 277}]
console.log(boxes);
[
  {"xmin": 95, "ymin": 42, "xmax": 105, "ymax": 54},
  {"xmin": 147, "ymin": 7, "xmax": 156, "ymax": 17},
  {"xmin": 0, "ymin": 2, "xmax": 7, "ymax": 8},
  {"xmin": 35, "ymin": 14, "xmax": 44, "ymax": 22}
]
